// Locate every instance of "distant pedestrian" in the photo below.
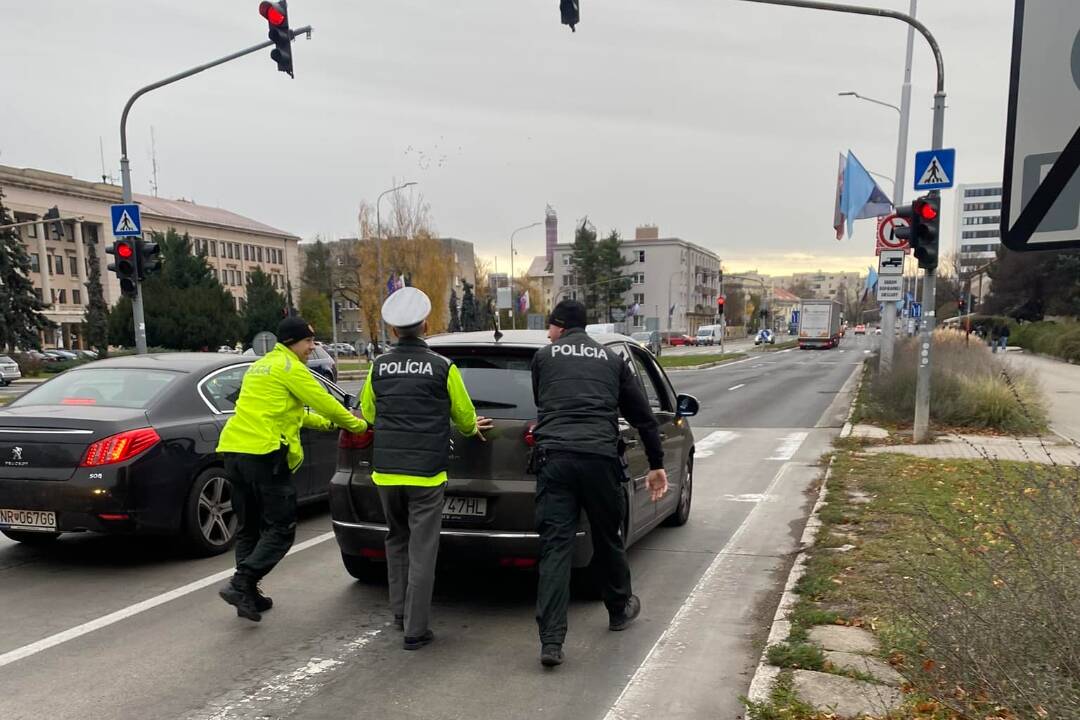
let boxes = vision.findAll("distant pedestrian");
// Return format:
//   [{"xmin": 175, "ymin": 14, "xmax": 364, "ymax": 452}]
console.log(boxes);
[
  {"xmin": 216, "ymin": 316, "xmax": 368, "ymax": 622},
  {"xmin": 997, "ymin": 322, "xmax": 1010, "ymax": 353},
  {"xmin": 365, "ymin": 341, "xmax": 373, "ymax": 363}
]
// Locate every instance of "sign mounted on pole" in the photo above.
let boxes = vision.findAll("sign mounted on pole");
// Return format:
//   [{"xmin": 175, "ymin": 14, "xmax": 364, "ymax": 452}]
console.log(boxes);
[
  {"xmin": 877, "ymin": 249, "xmax": 905, "ymax": 275},
  {"xmin": 110, "ymin": 204, "xmax": 142, "ymax": 237},
  {"xmin": 876, "ymin": 276, "xmax": 903, "ymax": 302},
  {"xmin": 911, "ymin": 302, "xmax": 922, "ymax": 319},
  {"xmin": 876, "ymin": 214, "xmax": 911, "ymax": 254},
  {"xmin": 1001, "ymin": 0, "xmax": 1080, "ymax": 251},
  {"xmin": 913, "ymin": 148, "xmax": 956, "ymax": 191}
]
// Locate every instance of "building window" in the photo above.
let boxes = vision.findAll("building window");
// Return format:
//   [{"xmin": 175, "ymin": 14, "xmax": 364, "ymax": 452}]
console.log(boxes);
[
  {"xmin": 85, "ymin": 224, "xmax": 99, "ymax": 245},
  {"xmin": 633, "ymin": 293, "xmax": 645, "ymax": 304},
  {"xmin": 68, "ymin": 256, "xmax": 79, "ymax": 277},
  {"xmin": 30, "ymin": 254, "xmax": 40, "ymax": 273},
  {"xmin": 26, "ymin": 220, "xmax": 37, "ymax": 238},
  {"xmin": 632, "ymin": 272, "xmax": 645, "ymax": 284},
  {"xmin": 632, "ymin": 314, "xmax": 645, "ymax": 328},
  {"xmin": 242, "ymin": 245, "xmax": 249, "ymax": 261},
  {"xmin": 562, "ymin": 256, "xmax": 570, "ymax": 266},
  {"xmin": 636, "ymin": 250, "xmax": 645, "ymax": 263},
  {"xmin": 54, "ymin": 255, "xmax": 64, "ymax": 275},
  {"xmin": 257, "ymin": 247, "xmax": 264, "ymax": 263},
  {"xmin": 73, "ymin": 289, "xmax": 82, "ymax": 305},
  {"xmin": 58, "ymin": 289, "xmax": 67, "ymax": 304},
  {"xmin": 245, "ymin": 272, "xmax": 252, "ymax": 285},
  {"xmin": 50, "ymin": 289, "xmax": 57, "ymax": 304},
  {"xmin": 210, "ymin": 240, "xmax": 217, "ymax": 257},
  {"xmin": 962, "ymin": 230, "xmax": 1000, "ymax": 239}
]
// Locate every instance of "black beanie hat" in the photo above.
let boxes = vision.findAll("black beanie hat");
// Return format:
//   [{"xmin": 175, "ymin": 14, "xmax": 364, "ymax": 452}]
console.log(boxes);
[
  {"xmin": 548, "ymin": 300, "xmax": 588, "ymax": 330},
  {"xmin": 277, "ymin": 316, "xmax": 316, "ymax": 346}
]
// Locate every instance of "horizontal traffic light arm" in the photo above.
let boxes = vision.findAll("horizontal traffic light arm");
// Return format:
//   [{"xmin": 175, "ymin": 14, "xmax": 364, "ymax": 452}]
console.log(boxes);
[
  {"xmin": 0, "ymin": 215, "xmax": 85, "ymax": 232},
  {"xmin": 119, "ymin": 25, "xmax": 313, "ymax": 159}
]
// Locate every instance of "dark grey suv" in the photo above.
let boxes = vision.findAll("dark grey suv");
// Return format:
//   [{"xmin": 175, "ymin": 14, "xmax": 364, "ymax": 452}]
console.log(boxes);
[{"xmin": 329, "ymin": 330, "xmax": 699, "ymax": 580}]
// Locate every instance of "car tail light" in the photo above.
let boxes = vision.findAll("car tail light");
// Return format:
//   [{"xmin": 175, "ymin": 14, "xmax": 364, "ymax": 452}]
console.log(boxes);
[
  {"xmin": 360, "ymin": 547, "xmax": 386, "ymax": 559},
  {"xmin": 524, "ymin": 422, "xmax": 537, "ymax": 447},
  {"xmin": 339, "ymin": 428, "xmax": 374, "ymax": 449},
  {"xmin": 81, "ymin": 428, "xmax": 161, "ymax": 467},
  {"xmin": 499, "ymin": 557, "xmax": 538, "ymax": 569},
  {"xmin": 98, "ymin": 513, "xmax": 130, "ymax": 521}
]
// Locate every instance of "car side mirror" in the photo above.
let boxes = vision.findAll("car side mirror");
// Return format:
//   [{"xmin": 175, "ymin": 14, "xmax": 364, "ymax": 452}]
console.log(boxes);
[{"xmin": 676, "ymin": 394, "xmax": 699, "ymax": 417}]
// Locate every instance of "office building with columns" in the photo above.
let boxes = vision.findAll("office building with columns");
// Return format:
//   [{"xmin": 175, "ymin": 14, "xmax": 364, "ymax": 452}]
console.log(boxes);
[{"xmin": 0, "ymin": 164, "xmax": 301, "ymax": 349}]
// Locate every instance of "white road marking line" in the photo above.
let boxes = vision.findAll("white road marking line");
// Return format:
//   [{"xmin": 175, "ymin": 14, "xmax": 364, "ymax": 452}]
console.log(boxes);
[
  {"xmin": 728, "ymin": 383, "xmax": 745, "ymax": 391},
  {"xmin": 196, "ymin": 629, "xmax": 382, "ymax": 720},
  {"xmin": 693, "ymin": 430, "xmax": 738, "ymax": 458},
  {"xmin": 768, "ymin": 432, "xmax": 809, "ymax": 461},
  {"xmin": 603, "ymin": 462, "xmax": 797, "ymax": 720},
  {"xmin": 0, "ymin": 531, "xmax": 337, "ymax": 669},
  {"xmin": 722, "ymin": 493, "xmax": 774, "ymax": 503}
]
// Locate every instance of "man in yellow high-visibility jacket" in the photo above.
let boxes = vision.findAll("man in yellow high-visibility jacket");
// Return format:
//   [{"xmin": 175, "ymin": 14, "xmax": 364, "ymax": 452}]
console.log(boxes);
[{"xmin": 217, "ymin": 316, "xmax": 368, "ymax": 622}]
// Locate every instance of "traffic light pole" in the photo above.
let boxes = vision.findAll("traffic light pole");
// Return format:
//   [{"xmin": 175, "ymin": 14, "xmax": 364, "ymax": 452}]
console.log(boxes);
[
  {"xmin": 738, "ymin": 0, "xmax": 945, "ymax": 442},
  {"xmin": 117, "ymin": 26, "xmax": 312, "ymax": 353}
]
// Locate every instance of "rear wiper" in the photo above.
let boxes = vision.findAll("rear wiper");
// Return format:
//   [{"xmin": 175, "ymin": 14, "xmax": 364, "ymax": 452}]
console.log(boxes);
[{"xmin": 472, "ymin": 400, "xmax": 518, "ymax": 409}]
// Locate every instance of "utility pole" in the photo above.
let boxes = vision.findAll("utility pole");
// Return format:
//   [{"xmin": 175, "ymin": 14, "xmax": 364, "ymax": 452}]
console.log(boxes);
[
  {"xmin": 118, "ymin": 23, "xmax": 312, "ymax": 353},
  {"xmin": 509, "ymin": 222, "xmax": 542, "ymax": 330},
  {"xmin": 741, "ymin": 0, "xmax": 946, "ymax": 441}
]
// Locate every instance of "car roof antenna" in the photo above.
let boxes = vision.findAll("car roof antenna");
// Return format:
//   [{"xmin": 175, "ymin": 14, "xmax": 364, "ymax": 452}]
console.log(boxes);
[{"xmin": 492, "ymin": 315, "xmax": 504, "ymax": 342}]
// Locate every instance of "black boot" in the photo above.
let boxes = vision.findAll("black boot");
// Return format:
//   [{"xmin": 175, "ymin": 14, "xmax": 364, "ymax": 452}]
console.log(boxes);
[
  {"xmin": 219, "ymin": 576, "xmax": 262, "ymax": 622},
  {"xmin": 253, "ymin": 583, "xmax": 273, "ymax": 613},
  {"xmin": 608, "ymin": 594, "xmax": 641, "ymax": 631},
  {"xmin": 540, "ymin": 643, "xmax": 564, "ymax": 667}
]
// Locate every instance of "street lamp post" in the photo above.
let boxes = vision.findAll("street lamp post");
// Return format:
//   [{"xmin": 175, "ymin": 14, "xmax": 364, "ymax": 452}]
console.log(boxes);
[
  {"xmin": 666, "ymin": 270, "xmax": 683, "ymax": 334},
  {"xmin": 509, "ymin": 222, "xmax": 542, "ymax": 330},
  {"xmin": 375, "ymin": 181, "xmax": 417, "ymax": 346}
]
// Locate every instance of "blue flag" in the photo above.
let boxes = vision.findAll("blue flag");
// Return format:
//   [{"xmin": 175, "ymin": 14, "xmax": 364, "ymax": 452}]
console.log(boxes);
[{"xmin": 840, "ymin": 151, "xmax": 893, "ymax": 237}]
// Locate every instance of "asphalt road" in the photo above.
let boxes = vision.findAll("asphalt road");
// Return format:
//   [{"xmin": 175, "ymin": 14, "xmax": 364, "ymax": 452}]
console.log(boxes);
[{"xmin": 0, "ymin": 336, "xmax": 871, "ymax": 720}]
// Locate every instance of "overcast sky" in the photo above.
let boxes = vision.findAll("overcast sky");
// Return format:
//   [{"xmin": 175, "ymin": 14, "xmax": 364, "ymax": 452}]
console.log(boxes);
[{"xmin": 2, "ymin": 0, "xmax": 1014, "ymax": 276}]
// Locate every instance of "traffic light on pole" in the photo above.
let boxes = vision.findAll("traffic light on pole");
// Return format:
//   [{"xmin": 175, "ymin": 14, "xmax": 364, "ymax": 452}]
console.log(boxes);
[
  {"xmin": 911, "ymin": 195, "xmax": 940, "ymax": 271},
  {"xmin": 42, "ymin": 206, "xmax": 64, "ymax": 241},
  {"xmin": 259, "ymin": 1, "xmax": 294, "ymax": 77},
  {"xmin": 137, "ymin": 238, "xmax": 161, "ymax": 278},
  {"xmin": 717, "ymin": 295, "xmax": 725, "ymax": 316},
  {"xmin": 106, "ymin": 238, "xmax": 139, "ymax": 298},
  {"xmin": 560, "ymin": 0, "xmax": 579, "ymax": 31}
]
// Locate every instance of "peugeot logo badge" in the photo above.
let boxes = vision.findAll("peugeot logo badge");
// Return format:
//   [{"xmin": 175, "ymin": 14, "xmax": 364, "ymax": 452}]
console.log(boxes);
[{"xmin": 12, "ymin": 447, "xmax": 23, "ymax": 461}]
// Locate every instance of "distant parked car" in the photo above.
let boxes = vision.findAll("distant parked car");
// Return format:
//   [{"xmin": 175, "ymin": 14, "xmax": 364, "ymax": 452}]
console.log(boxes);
[
  {"xmin": 754, "ymin": 329, "xmax": 775, "ymax": 345},
  {"xmin": 630, "ymin": 331, "xmax": 662, "ymax": 357},
  {"xmin": 853, "ymin": 324, "xmax": 866, "ymax": 336},
  {"xmin": 0, "ymin": 355, "xmax": 21, "ymax": 386},
  {"xmin": 665, "ymin": 333, "xmax": 695, "ymax": 347},
  {"xmin": 45, "ymin": 349, "xmax": 79, "ymax": 362},
  {"xmin": 307, "ymin": 344, "xmax": 338, "ymax": 382},
  {"xmin": 76, "ymin": 350, "xmax": 99, "ymax": 360}
]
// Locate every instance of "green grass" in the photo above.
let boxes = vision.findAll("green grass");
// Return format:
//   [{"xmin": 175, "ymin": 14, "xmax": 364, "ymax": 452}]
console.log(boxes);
[
  {"xmin": 766, "ymin": 642, "xmax": 825, "ymax": 671},
  {"xmin": 336, "ymin": 360, "xmax": 367, "ymax": 372},
  {"xmin": 658, "ymin": 352, "xmax": 746, "ymax": 368},
  {"xmin": 0, "ymin": 396, "xmax": 13, "ymax": 407},
  {"xmin": 761, "ymin": 339, "xmax": 798, "ymax": 352}
]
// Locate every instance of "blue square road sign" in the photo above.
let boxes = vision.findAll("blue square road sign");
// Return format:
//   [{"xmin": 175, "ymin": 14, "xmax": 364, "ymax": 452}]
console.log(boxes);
[
  {"xmin": 913, "ymin": 149, "xmax": 956, "ymax": 191},
  {"xmin": 111, "ymin": 204, "xmax": 142, "ymax": 237}
]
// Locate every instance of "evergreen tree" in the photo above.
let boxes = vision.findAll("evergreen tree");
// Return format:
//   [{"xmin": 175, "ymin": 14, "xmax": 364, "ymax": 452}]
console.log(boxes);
[
  {"xmin": 448, "ymin": 288, "xmax": 461, "ymax": 332},
  {"xmin": 0, "ymin": 188, "xmax": 53, "ymax": 352},
  {"xmin": 460, "ymin": 280, "xmax": 479, "ymax": 331},
  {"xmin": 300, "ymin": 238, "xmax": 334, "ymax": 299},
  {"xmin": 243, "ymin": 267, "xmax": 287, "ymax": 345},
  {"xmin": 299, "ymin": 286, "xmax": 332, "ymax": 339},
  {"xmin": 595, "ymin": 230, "xmax": 634, "ymax": 321},
  {"xmin": 82, "ymin": 236, "xmax": 109, "ymax": 357},
  {"xmin": 108, "ymin": 228, "xmax": 240, "ymax": 350},
  {"xmin": 569, "ymin": 219, "xmax": 600, "ymax": 320}
]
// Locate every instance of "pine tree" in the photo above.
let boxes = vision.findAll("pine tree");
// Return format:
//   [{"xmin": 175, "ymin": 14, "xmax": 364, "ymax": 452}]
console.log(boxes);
[
  {"xmin": 448, "ymin": 288, "xmax": 461, "ymax": 332},
  {"xmin": 0, "ymin": 188, "xmax": 53, "ymax": 352},
  {"xmin": 569, "ymin": 219, "xmax": 600, "ymax": 321},
  {"xmin": 596, "ymin": 229, "xmax": 634, "ymax": 321},
  {"xmin": 243, "ymin": 268, "xmax": 287, "ymax": 345},
  {"xmin": 460, "ymin": 280, "xmax": 479, "ymax": 331},
  {"xmin": 82, "ymin": 236, "xmax": 109, "ymax": 357}
]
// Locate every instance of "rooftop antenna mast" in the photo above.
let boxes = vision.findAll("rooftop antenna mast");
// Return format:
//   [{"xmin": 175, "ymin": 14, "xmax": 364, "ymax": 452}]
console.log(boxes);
[{"xmin": 149, "ymin": 126, "xmax": 160, "ymax": 197}]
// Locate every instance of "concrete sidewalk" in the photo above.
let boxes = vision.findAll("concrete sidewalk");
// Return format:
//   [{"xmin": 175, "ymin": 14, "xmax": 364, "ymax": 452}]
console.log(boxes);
[
  {"xmin": 1004, "ymin": 351, "xmax": 1080, "ymax": 443},
  {"xmin": 861, "ymin": 431, "xmax": 1080, "ymax": 465}
]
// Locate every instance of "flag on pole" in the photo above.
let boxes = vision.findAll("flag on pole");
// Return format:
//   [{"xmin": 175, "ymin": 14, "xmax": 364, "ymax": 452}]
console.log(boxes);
[
  {"xmin": 518, "ymin": 290, "xmax": 530, "ymax": 314},
  {"xmin": 832, "ymin": 152, "xmax": 846, "ymax": 241},
  {"xmin": 629, "ymin": 302, "xmax": 641, "ymax": 317},
  {"xmin": 386, "ymin": 275, "xmax": 396, "ymax": 295},
  {"xmin": 840, "ymin": 151, "xmax": 893, "ymax": 237},
  {"xmin": 861, "ymin": 266, "xmax": 879, "ymax": 303}
]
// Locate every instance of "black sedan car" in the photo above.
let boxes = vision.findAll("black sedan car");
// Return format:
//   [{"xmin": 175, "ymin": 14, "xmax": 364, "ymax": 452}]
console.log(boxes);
[
  {"xmin": 330, "ymin": 330, "xmax": 699, "ymax": 580},
  {"xmin": 0, "ymin": 353, "xmax": 354, "ymax": 555}
]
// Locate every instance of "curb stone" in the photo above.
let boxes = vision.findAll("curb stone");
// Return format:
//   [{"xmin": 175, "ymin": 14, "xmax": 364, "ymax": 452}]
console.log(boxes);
[{"xmin": 746, "ymin": 360, "xmax": 866, "ymax": 706}]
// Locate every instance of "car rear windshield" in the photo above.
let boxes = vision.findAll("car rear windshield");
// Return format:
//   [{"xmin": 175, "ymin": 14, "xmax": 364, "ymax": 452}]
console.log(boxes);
[
  {"xmin": 438, "ymin": 347, "xmax": 538, "ymax": 420},
  {"xmin": 12, "ymin": 368, "xmax": 181, "ymax": 409}
]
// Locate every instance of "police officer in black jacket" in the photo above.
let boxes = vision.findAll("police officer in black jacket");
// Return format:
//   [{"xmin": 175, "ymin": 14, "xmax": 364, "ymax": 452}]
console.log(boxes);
[{"xmin": 531, "ymin": 300, "xmax": 668, "ymax": 667}]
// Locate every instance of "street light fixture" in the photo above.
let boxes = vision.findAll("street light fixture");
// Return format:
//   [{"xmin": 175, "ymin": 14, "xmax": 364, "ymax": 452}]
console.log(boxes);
[
  {"xmin": 375, "ymin": 181, "xmax": 418, "ymax": 346},
  {"xmin": 509, "ymin": 222, "xmax": 542, "ymax": 330},
  {"xmin": 837, "ymin": 91, "xmax": 901, "ymax": 115}
]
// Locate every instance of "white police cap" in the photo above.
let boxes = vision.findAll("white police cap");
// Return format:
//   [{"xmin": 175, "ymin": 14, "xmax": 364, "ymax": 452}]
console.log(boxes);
[{"xmin": 382, "ymin": 286, "xmax": 431, "ymax": 328}]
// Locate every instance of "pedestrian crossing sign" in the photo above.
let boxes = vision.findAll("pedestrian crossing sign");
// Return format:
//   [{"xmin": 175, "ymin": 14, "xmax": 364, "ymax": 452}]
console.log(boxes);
[
  {"xmin": 111, "ymin": 203, "xmax": 142, "ymax": 237},
  {"xmin": 913, "ymin": 148, "xmax": 956, "ymax": 190}
]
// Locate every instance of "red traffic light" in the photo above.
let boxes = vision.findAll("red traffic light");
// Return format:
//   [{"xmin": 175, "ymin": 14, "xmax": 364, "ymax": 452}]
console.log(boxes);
[
  {"xmin": 259, "ymin": 1, "xmax": 286, "ymax": 26},
  {"xmin": 916, "ymin": 201, "xmax": 938, "ymax": 221},
  {"xmin": 117, "ymin": 242, "xmax": 134, "ymax": 259}
]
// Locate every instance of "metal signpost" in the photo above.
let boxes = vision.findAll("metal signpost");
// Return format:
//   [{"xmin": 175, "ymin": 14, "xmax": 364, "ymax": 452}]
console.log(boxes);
[{"xmin": 1000, "ymin": 0, "xmax": 1080, "ymax": 251}]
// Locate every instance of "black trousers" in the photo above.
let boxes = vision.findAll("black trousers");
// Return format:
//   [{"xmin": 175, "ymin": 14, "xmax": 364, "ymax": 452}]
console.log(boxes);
[
  {"xmin": 535, "ymin": 450, "xmax": 632, "ymax": 645},
  {"xmin": 226, "ymin": 447, "xmax": 296, "ymax": 583}
]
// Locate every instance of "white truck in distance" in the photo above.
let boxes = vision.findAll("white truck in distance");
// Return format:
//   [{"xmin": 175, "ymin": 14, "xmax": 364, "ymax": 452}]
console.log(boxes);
[{"xmin": 797, "ymin": 299, "xmax": 842, "ymax": 349}]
